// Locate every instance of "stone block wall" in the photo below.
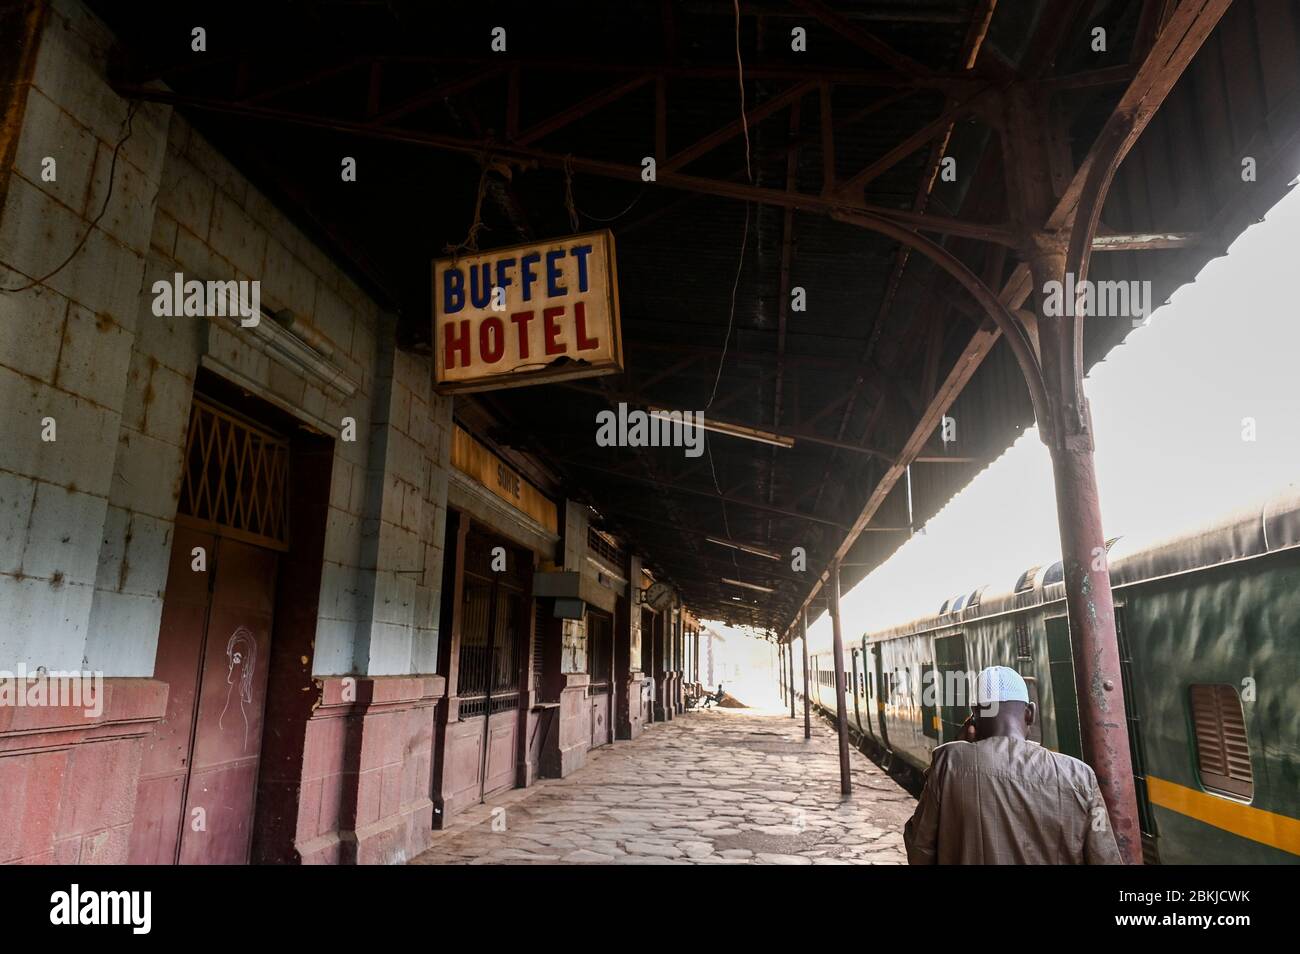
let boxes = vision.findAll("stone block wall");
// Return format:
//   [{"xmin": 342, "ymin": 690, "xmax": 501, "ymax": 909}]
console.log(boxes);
[{"xmin": 0, "ymin": 0, "xmax": 455, "ymax": 864}]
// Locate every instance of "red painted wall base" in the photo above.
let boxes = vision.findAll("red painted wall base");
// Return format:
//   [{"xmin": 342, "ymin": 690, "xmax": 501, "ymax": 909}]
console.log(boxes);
[
  {"xmin": 293, "ymin": 675, "xmax": 443, "ymax": 865},
  {"xmin": 0, "ymin": 678, "xmax": 168, "ymax": 864}
]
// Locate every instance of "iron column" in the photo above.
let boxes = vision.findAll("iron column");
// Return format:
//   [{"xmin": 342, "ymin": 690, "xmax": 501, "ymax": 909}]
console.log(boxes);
[
  {"xmin": 828, "ymin": 563, "xmax": 852, "ymax": 796},
  {"xmin": 801, "ymin": 609, "xmax": 811, "ymax": 740},
  {"xmin": 778, "ymin": 640, "xmax": 785, "ymax": 703},
  {"xmin": 1030, "ymin": 245, "xmax": 1141, "ymax": 864},
  {"xmin": 787, "ymin": 632, "xmax": 796, "ymax": 718}
]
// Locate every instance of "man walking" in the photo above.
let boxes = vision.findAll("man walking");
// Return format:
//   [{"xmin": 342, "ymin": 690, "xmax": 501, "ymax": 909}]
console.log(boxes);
[{"xmin": 903, "ymin": 665, "xmax": 1122, "ymax": 864}]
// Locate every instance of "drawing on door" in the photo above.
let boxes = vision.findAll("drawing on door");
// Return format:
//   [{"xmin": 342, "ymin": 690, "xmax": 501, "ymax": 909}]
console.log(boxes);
[{"xmin": 219, "ymin": 625, "xmax": 258, "ymax": 752}]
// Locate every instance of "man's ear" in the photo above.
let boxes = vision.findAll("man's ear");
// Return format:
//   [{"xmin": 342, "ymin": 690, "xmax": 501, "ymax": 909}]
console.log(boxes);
[{"xmin": 1025, "ymin": 701, "xmax": 1036, "ymax": 725}]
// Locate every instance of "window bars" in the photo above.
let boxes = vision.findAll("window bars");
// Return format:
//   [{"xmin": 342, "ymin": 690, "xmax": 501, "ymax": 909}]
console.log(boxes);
[
  {"xmin": 178, "ymin": 398, "xmax": 289, "ymax": 550},
  {"xmin": 457, "ymin": 572, "xmax": 524, "ymax": 720}
]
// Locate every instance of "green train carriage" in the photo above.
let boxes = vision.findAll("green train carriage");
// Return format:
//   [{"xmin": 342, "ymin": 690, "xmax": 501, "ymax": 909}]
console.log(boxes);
[{"xmin": 807, "ymin": 490, "xmax": 1300, "ymax": 863}]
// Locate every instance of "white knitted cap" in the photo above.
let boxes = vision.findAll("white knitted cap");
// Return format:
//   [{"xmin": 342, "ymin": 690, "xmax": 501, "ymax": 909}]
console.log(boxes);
[{"xmin": 975, "ymin": 665, "xmax": 1029, "ymax": 705}]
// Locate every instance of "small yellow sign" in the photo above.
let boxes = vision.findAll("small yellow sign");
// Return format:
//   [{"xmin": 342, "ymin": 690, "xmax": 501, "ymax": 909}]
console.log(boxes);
[{"xmin": 450, "ymin": 426, "xmax": 558, "ymax": 532}]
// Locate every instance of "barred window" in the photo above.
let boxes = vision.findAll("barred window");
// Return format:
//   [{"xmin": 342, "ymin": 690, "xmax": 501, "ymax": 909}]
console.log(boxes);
[
  {"xmin": 179, "ymin": 398, "xmax": 289, "ymax": 549},
  {"xmin": 1015, "ymin": 616, "xmax": 1031, "ymax": 659}
]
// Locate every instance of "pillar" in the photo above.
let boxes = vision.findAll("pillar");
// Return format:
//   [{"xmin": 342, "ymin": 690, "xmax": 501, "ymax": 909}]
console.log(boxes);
[
  {"xmin": 778, "ymin": 641, "xmax": 786, "ymax": 702},
  {"xmin": 652, "ymin": 611, "xmax": 671, "ymax": 722},
  {"xmin": 1029, "ymin": 245, "xmax": 1142, "ymax": 864},
  {"xmin": 431, "ymin": 509, "xmax": 470, "ymax": 823},
  {"xmin": 787, "ymin": 634, "xmax": 796, "ymax": 718},
  {"xmin": 615, "ymin": 552, "xmax": 645, "ymax": 740},
  {"xmin": 828, "ymin": 564, "xmax": 852, "ymax": 796},
  {"xmin": 1000, "ymin": 80, "xmax": 1141, "ymax": 863},
  {"xmin": 800, "ymin": 611, "xmax": 811, "ymax": 740}
]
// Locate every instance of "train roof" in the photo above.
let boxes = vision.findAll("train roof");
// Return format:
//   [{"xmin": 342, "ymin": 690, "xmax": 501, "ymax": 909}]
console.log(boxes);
[{"xmin": 865, "ymin": 485, "xmax": 1300, "ymax": 644}]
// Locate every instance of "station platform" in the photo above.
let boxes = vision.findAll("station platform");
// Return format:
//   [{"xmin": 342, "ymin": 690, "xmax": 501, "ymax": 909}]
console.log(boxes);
[{"xmin": 411, "ymin": 704, "xmax": 916, "ymax": 865}]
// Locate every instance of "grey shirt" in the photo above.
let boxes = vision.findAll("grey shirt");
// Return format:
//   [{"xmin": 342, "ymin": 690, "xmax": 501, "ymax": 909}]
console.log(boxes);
[{"xmin": 903, "ymin": 736, "xmax": 1123, "ymax": 865}]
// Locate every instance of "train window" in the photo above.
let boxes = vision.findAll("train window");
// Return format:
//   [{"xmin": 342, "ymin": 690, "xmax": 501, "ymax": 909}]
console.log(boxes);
[{"xmin": 1189, "ymin": 684, "xmax": 1254, "ymax": 801}]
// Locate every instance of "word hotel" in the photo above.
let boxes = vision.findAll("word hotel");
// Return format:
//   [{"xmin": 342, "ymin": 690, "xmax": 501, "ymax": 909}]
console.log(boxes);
[{"xmin": 440, "ymin": 242, "xmax": 604, "ymax": 369}]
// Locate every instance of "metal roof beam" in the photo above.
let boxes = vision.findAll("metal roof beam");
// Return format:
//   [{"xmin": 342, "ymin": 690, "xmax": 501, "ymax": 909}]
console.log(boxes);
[
  {"xmin": 514, "ymin": 74, "xmax": 655, "ymax": 146},
  {"xmin": 109, "ymin": 83, "xmax": 1021, "ymax": 247},
  {"xmin": 555, "ymin": 456, "xmax": 852, "ymax": 530},
  {"xmin": 787, "ymin": 0, "xmax": 934, "ymax": 80},
  {"xmin": 779, "ymin": 0, "xmax": 1238, "ymax": 641},
  {"xmin": 663, "ymin": 81, "xmax": 815, "ymax": 173}
]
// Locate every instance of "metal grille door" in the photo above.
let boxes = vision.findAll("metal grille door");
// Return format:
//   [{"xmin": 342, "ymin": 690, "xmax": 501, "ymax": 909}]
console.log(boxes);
[
  {"xmin": 456, "ymin": 575, "xmax": 523, "ymax": 719},
  {"xmin": 457, "ymin": 577, "xmax": 495, "ymax": 719}
]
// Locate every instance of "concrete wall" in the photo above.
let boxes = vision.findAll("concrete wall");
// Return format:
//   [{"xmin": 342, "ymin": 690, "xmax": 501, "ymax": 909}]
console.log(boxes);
[
  {"xmin": 560, "ymin": 500, "xmax": 589, "ymax": 673},
  {"xmin": 0, "ymin": 0, "xmax": 172, "ymax": 674},
  {"xmin": 0, "ymin": 0, "xmax": 452, "ymax": 682},
  {"xmin": 351, "ymin": 333, "xmax": 452, "ymax": 676}
]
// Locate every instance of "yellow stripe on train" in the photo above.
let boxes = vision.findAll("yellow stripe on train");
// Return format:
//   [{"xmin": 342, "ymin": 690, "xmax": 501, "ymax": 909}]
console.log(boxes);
[{"xmin": 1147, "ymin": 776, "xmax": 1300, "ymax": 856}]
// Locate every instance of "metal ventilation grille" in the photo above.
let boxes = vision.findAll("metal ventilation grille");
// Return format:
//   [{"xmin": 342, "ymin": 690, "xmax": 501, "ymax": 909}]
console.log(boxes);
[
  {"xmin": 1189, "ymin": 684, "xmax": 1254, "ymax": 801},
  {"xmin": 178, "ymin": 399, "xmax": 289, "ymax": 550},
  {"xmin": 532, "ymin": 599, "xmax": 547, "ymax": 699}
]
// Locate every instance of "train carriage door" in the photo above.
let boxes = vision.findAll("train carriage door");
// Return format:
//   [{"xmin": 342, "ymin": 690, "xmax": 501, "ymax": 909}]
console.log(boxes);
[
  {"xmin": 870, "ymin": 645, "xmax": 890, "ymax": 749},
  {"xmin": 850, "ymin": 649, "xmax": 863, "ymax": 731},
  {"xmin": 919, "ymin": 655, "xmax": 939, "ymax": 742},
  {"xmin": 934, "ymin": 633, "xmax": 969, "ymax": 743},
  {"xmin": 1044, "ymin": 615, "xmax": 1084, "ymax": 758},
  {"xmin": 1114, "ymin": 606, "xmax": 1159, "ymax": 861}
]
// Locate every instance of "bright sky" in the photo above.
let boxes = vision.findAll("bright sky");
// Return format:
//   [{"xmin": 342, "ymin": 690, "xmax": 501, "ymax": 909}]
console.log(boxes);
[{"xmin": 712, "ymin": 178, "xmax": 1300, "ymax": 655}]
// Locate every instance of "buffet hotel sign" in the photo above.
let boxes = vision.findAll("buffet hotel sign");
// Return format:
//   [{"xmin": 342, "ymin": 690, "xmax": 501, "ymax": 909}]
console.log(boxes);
[{"xmin": 433, "ymin": 230, "xmax": 624, "ymax": 393}]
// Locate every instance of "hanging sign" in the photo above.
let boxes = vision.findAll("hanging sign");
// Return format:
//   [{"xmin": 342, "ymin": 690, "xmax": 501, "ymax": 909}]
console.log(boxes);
[{"xmin": 433, "ymin": 230, "xmax": 624, "ymax": 393}]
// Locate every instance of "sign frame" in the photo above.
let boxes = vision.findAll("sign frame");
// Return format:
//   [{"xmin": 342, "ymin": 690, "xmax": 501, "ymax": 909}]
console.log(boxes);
[{"xmin": 432, "ymin": 229, "xmax": 624, "ymax": 394}]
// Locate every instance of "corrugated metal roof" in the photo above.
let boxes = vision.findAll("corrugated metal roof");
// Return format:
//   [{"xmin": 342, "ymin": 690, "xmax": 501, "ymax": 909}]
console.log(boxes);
[{"xmin": 89, "ymin": 0, "xmax": 1300, "ymax": 630}]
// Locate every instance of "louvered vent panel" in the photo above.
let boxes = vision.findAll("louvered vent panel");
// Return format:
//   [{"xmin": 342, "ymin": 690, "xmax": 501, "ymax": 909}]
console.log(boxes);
[{"xmin": 1189, "ymin": 684, "xmax": 1253, "ymax": 800}]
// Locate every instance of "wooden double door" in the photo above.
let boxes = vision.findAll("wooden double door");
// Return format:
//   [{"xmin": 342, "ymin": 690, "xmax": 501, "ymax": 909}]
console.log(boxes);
[{"xmin": 129, "ymin": 526, "xmax": 278, "ymax": 864}]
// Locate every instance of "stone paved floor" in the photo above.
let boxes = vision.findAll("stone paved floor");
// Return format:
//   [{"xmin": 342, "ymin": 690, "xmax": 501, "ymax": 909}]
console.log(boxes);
[{"xmin": 411, "ymin": 701, "xmax": 916, "ymax": 865}]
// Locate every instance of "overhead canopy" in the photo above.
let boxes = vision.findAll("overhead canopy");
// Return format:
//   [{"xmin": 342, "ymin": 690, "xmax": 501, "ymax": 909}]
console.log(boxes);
[{"xmin": 100, "ymin": 0, "xmax": 1300, "ymax": 631}]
